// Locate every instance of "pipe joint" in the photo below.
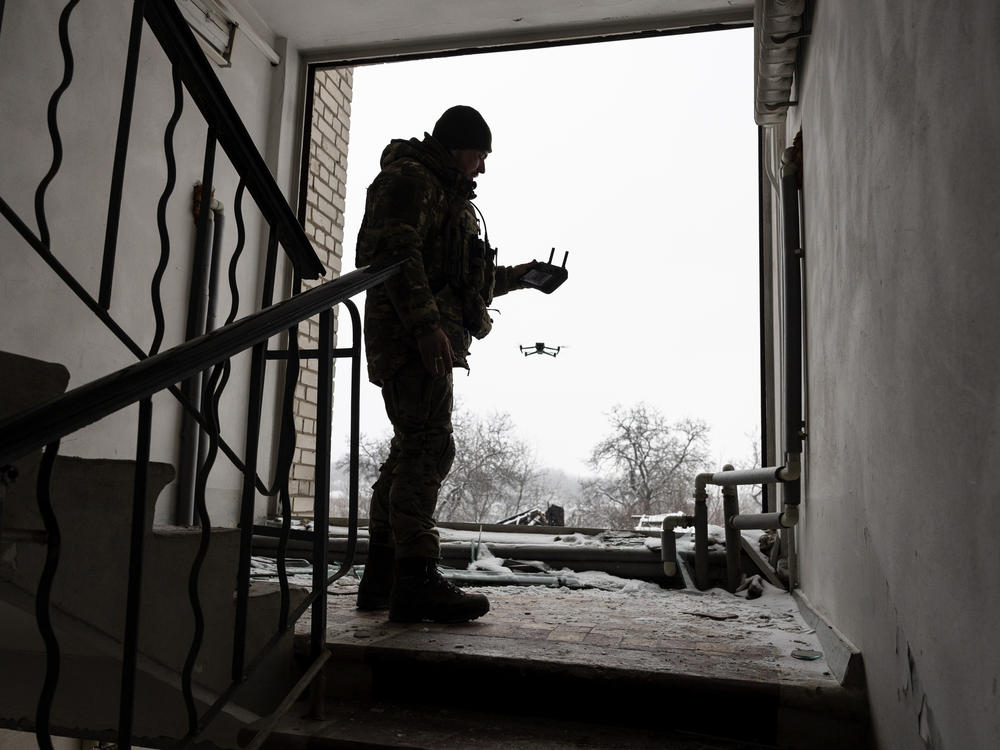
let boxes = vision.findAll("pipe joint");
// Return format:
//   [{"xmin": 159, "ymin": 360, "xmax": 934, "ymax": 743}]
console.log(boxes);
[
  {"xmin": 661, "ymin": 514, "xmax": 695, "ymax": 531},
  {"xmin": 778, "ymin": 454, "xmax": 801, "ymax": 481},
  {"xmin": 694, "ymin": 472, "xmax": 714, "ymax": 497},
  {"xmin": 780, "ymin": 505, "xmax": 799, "ymax": 527}
]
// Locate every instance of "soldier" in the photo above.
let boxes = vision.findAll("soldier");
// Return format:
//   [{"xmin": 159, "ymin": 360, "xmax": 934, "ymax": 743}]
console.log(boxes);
[{"xmin": 354, "ymin": 105, "xmax": 538, "ymax": 623}]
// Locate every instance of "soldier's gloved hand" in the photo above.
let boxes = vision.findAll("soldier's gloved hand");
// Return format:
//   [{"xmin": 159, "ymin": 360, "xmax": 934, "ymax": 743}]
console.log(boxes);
[
  {"xmin": 511, "ymin": 261, "xmax": 538, "ymax": 290},
  {"xmin": 417, "ymin": 328, "xmax": 454, "ymax": 377}
]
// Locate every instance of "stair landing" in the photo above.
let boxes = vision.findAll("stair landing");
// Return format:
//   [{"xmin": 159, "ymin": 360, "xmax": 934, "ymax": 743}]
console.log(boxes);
[{"xmin": 271, "ymin": 577, "xmax": 869, "ymax": 749}]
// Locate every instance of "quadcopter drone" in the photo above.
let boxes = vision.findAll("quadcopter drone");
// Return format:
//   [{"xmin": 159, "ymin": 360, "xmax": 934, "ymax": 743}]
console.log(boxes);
[{"xmin": 520, "ymin": 342, "xmax": 562, "ymax": 358}]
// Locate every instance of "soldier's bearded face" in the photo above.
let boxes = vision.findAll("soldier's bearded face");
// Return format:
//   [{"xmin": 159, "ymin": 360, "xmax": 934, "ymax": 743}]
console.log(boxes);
[{"xmin": 452, "ymin": 149, "xmax": 488, "ymax": 180}]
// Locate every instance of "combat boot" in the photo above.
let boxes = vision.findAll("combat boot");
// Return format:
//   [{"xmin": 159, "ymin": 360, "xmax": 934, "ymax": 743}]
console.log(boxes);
[
  {"xmin": 356, "ymin": 540, "xmax": 394, "ymax": 611},
  {"xmin": 389, "ymin": 557, "xmax": 490, "ymax": 623}
]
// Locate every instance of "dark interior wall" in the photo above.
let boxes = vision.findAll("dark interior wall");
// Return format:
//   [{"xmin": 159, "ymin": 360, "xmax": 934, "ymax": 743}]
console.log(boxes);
[{"xmin": 792, "ymin": 2, "xmax": 1000, "ymax": 748}]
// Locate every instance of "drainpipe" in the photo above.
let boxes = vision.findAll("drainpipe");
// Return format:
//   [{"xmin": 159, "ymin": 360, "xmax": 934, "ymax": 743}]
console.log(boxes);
[
  {"xmin": 176, "ymin": 185, "xmax": 225, "ymax": 527},
  {"xmin": 196, "ymin": 203, "xmax": 225, "ymax": 477},
  {"xmin": 780, "ymin": 146, "xmax": 803, "ymax": 467}
]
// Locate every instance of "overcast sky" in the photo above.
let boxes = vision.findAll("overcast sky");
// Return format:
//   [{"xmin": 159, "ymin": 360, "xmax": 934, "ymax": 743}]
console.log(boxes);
[{"xmin": 330, "ymin": 27, "xmax": 760, "ymax": 478}]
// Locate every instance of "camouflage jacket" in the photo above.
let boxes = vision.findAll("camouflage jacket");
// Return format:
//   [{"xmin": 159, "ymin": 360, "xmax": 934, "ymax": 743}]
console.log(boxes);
[{"xmin": 356, "ymin": 135, "xmax": 521, "ymax": 384}]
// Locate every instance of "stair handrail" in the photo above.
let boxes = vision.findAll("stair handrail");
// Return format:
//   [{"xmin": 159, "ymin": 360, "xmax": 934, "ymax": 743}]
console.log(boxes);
[
  {"xmin": 0, "ymin": 3, "xmax": 380, "ymax": 745},
  {"xmin": 0, "ymin": 264, "xmax": 398, "ymax": 468}
]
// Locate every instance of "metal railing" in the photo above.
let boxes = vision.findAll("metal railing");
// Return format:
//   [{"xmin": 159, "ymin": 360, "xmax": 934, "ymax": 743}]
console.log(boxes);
[{"xmin": 0, "ymin": 1, "xmax": 393, "ymax": 747}]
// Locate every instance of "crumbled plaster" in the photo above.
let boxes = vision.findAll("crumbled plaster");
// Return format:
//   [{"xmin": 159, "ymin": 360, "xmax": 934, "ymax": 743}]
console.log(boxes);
[{"xmin": 896, "ymin": 628, "xmax": 942, "ymax": 749}]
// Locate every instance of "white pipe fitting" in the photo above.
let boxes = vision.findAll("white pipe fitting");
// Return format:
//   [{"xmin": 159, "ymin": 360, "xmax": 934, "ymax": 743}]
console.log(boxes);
[{"xmin": 778, "ymin": 453, "xmax": 801, "ymax": 481}]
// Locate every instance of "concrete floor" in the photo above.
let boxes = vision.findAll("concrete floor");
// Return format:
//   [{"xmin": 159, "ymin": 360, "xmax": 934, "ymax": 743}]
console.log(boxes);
[{"xmin": 269, "ymin": 575, "xmax": 868, "ymax": 749}]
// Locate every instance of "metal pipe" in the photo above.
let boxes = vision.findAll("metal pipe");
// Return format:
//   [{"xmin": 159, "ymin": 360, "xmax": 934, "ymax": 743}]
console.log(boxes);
[
  {"xmin": 308, "ymin": 309, "xmax": 333, "ymax": 718},
  {"xmin": 693, "ymin": 481, "xmax": 709, "ymax": 590},
  {"xmin": 659, "ymin": 514, "xmax": 693, "ymax": 578},
  {"xmin": 338, "ymin": 299, "xmax": 363, "ymax": 582},
  {"xmin": 194, "ymin": 200, "xmax": 226, "ymax": 519},
  {"xmin": 661, "ymin": 525, "xmax": 677, "ymax": 577},
  {"xmin": 721, "ymin": 464, "xmax": 742, "ymax": 592},
  {"xmin": 757, "ymin": 125, "xmax": 771, "ymax": 516},
  {"xmin": 781, "ymin": 147, "xmax": 803, "ymax": 456},
  {"xmin": 731, "ymin": 506, "xmax": 799, "ymax": 530},
  {"xmin": 176, "ymin": 147, "xmax": 217, "ymax": 527},
  {"xmin": 709, "ymin": 466, "xmax": 783, "ymax": 486},
  {"xmin": 779, "ymin": 453, "xmax": 801, "ymax": 481},
  {"xmin": 692, "ymin": 456, "xmax": 803, "ymax": 590},
  {"xmin": 204, "ymin": 203, "xmax": 225, "ymax": 333}
]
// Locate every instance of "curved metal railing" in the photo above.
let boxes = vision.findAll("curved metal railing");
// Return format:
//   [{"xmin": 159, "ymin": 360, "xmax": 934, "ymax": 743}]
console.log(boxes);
[{"xmin": 0, "ymin": 1, "xmax": 391, "ymax": 747}]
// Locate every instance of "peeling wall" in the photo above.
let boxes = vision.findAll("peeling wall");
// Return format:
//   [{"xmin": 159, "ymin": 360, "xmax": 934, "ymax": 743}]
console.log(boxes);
[{"xmin": 790, "ymin": 1, "xmax": 1000, "ymax": 748}]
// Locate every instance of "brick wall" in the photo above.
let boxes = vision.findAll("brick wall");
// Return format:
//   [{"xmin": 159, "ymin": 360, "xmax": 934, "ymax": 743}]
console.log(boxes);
[{"xmin": 289, "ymin": 66, "xmax": 353, "ymax": 516}]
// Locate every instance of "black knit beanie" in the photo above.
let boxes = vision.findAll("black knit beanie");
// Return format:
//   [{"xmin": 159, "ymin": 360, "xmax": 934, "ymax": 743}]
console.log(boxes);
[{"xmin": 432, "ymin": 105, "xmax": 492, "ymax": 152}]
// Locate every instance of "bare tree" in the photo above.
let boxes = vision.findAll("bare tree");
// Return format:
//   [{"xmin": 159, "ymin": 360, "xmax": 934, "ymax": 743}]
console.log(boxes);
[
  {"xmin": 329, "ymin": 433, "xmax": 392, "ymax": 516},
  {"xmin": 735, "ymin": 435, "xmax": 764, "ymax": 515},
  {"xmin": 440, "ymin": 410, "xmax": 553, "ymax": 523},
  {"xmin": 576, "ymin": 404, "xmax": 710, "ymax": 529},
  {"xmin": 335, "ymin": 406, "xmax": 553, "ymax": 525}
]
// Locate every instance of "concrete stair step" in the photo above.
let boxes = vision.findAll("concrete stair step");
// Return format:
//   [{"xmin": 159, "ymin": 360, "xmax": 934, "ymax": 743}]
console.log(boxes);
[
  {"xmin": 0, "ymin": 354, "xmax": 311, "ymax": 742},
  {"xmin": 0, "ymin": 530, "xmax": 307, "ymax": 746},
  {"xmin": 243, "ymin": 697, "xmax": 780, "ymax": 749},
  {"xmin": 0, "ymin": 623, "xmax": 257, "ymax": 748},
  {"xmin": 0, "ymin": 435, "xmax": 306, "ymax": 738},
  {"xmin": 308, "ymin": 639, "xmax": 862, "ymax": 749},
  {"xmin": 0, "ymin": 350, "xmax": 70, "ymax": 422}
]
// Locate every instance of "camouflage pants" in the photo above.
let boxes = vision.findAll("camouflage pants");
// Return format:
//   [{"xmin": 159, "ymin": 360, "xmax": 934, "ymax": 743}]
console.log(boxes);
[{"xmin": 367, "ymin": 358, "xmax": 455, "ymax": 559}]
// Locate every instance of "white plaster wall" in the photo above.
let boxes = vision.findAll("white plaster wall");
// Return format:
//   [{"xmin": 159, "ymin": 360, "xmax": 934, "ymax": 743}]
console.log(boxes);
[
  {"xmin": 792, "ymin": 2, "xmax": 1000, "ymax": 748},
  {"xmin": 0, "ymin": 1, "xmax": 303, "ymax": 525}
]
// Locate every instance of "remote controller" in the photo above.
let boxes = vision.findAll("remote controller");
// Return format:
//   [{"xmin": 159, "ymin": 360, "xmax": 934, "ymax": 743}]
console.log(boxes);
[{"xmin": 520, "ymin": 248, "xmax": 569, "ymax": 294}]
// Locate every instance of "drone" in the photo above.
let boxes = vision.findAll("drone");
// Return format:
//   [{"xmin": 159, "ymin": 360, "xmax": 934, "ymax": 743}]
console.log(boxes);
[{"xmin": 520, "ymin": 342, "xmax": 562, "ymax": 358}]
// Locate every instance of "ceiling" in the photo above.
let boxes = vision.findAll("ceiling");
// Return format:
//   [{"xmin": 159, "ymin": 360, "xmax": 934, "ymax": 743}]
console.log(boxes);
[{"xmin": 245, "ymin": 0, "xmax": 754, "ymax": 62}]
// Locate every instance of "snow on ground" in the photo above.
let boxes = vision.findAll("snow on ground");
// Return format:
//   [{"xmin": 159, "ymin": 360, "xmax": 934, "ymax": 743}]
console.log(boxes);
[{"xmin": 261, "ymin": 522, "xmax": 828, "ymax": 676}]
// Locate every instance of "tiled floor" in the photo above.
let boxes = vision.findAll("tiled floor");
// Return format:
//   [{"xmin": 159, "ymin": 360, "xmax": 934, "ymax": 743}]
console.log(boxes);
[
  {"xmin": 315, "ymin": 574, "xmax": 835, "ymax": 689},
  {"xmin": 273, "ymin": 575, "xmax": 865, "ymax": 749}
]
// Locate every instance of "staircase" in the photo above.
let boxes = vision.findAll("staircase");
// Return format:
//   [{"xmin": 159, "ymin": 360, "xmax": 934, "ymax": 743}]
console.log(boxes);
[
  {"xmin": 1, "ymin": 0, "xmax": 397, "ymax": 745},
  {"xmin": 0, "ymin": 351, "xmax": 305, "ymax": 746}
]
